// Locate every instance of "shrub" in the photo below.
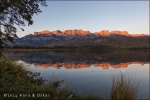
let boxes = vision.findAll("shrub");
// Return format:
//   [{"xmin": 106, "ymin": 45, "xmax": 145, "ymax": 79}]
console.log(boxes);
[{"xmin": 110, "ymin": 74, "xmax": 140, "ymax": 100}]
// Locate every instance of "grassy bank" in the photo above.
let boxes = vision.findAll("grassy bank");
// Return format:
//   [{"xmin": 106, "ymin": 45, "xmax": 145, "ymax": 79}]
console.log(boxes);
[
  {"xmin": 0, "ymin": 56, "xmax": 102, "ymax": 100},
  {"xmin": 0, "ymin": 56, "xmax": 140, "ymax": 100}
]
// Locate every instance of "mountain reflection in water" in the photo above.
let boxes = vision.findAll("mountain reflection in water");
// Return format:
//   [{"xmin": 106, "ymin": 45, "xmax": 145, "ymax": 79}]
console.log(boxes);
[
  {"xmin": 33, "ymin": 62, "xmax": 149, "ymax": 69},
  {"xmin": 3, "ymin": 50, "xmax": 150, "ymax": 70}
]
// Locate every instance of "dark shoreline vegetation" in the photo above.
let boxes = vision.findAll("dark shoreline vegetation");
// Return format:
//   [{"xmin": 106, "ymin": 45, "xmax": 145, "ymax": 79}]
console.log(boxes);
[
  {"xmin": 3, "ymin": 45, "xmax": 150, "ymax": 50},
  {"xmin": 0, "ymin": 55, "xmax": 141, "ymax": 100},
  {"xmin": 3, "ymin": 48, "xmax": 150, "ymax": 64}
]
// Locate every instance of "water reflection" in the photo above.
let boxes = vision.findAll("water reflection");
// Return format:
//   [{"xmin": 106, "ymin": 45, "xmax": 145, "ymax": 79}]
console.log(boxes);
[
  {"xmin": 3, "ymin": 50, "xmax": 150, "ymax": 99},
  {"xmin": 3, "ymin": 50, "xmax": 149, "ymax": 70},
  {"xmin": 3, "ymin": 50, "xmax": 150, "ymax": 68},
  {"xmin": 32, "ymin": 62, "xmax": 149, "ymax": 70}
]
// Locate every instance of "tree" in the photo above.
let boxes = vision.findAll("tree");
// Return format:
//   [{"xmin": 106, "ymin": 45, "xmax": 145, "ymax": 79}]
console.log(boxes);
[{"xmin": 0, "ymin": 0, "xmax": 47, "ymax": 48}]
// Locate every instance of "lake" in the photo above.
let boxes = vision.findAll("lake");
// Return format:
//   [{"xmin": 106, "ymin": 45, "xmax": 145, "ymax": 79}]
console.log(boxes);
[{"xmin": 3, "ymin": 49, "xmax": 149, "ymax": 99}]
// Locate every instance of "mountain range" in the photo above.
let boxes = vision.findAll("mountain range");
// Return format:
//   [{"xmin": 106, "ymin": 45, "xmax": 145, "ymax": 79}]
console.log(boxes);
[{"xmin": 8, "ymin": 29, "xmax": 150, "ymax": 48}]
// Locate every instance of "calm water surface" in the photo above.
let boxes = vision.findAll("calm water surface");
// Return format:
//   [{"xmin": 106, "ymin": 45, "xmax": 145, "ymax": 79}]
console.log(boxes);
[{"xmin": 3, "ymin": 50, "xmax": 150, "ymax": 99}]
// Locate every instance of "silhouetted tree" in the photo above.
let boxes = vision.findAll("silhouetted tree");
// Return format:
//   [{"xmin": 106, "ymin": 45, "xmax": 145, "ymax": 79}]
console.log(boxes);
[{"xmin": 0, "ymin": 0, "xmax": 47, "ymax": 48}]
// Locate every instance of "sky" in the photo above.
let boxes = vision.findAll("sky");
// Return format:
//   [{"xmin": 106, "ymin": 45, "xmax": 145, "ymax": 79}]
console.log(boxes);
[{"xmin": 17, "ymin": 1, "xmax": 149, "ymax": 37}]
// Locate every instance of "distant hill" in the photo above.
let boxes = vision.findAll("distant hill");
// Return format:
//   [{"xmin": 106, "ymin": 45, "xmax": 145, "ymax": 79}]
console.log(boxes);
[
  {"xmin": 6, "ymin": 29, "xmax": 150, "ymax": 49},
  {"xmin": 47, "ymin": 36, "xmax": 150, "ymax": 49}
]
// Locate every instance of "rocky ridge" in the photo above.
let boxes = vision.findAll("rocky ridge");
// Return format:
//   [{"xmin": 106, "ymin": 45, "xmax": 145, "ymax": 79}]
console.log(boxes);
[
  {"xmin": 33, "ymin": 29, "xmax": 149, "ymax": 37},
  {"xmin": 8, "ymin": 29, "xmax": 150, "ymax": 47}
]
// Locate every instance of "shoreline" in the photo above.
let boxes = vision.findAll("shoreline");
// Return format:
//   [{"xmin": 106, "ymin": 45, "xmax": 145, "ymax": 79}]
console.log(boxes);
[{"xmin": 2, "ymin": 47, "xmax": 150, "ymax": 52}]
